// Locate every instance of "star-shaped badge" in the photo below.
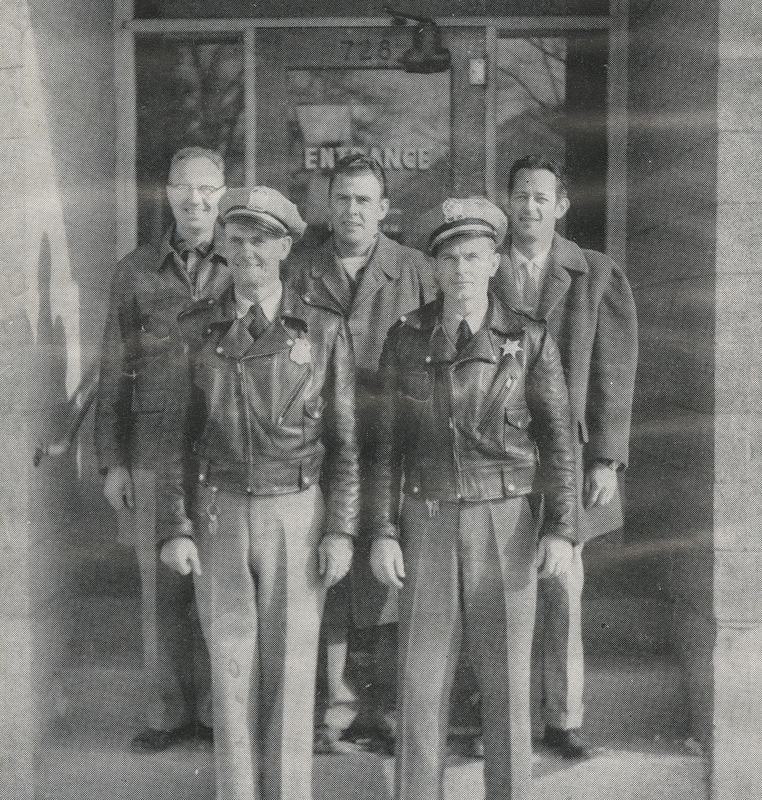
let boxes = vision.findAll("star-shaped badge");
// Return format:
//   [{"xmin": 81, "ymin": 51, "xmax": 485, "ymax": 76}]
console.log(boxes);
[{"xmin": 501, "ymin": 339, "xmax": 523, "ymax": 359}]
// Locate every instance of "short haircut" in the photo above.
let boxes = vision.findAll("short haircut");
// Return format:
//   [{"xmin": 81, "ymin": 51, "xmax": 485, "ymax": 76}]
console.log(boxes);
[
  {"xmin": 168, "ymin": 147, "xmax": 225, "ymax": 182},
  {"xmin": 328, "ymin": 153, "xmax": 388, "ymax": 199},
  {"xmin": 507, "ymin": 155, "xmax": 567, "ymax": 199}
]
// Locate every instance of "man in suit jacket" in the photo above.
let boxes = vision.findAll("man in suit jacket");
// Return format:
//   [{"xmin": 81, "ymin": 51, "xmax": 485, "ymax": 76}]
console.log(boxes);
[
  {"xmin": 491, "ymin": 155, "xmax": 638, "ymax": 759},
  {"xmin": 290, "ymin": 154, "xmax": 435, "ymax": 750}
]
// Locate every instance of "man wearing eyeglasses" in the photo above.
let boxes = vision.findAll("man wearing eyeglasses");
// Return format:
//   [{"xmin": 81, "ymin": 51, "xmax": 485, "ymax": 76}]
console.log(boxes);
[{"xmin": 94, "ymin": 146, "xmax": 231, "ymax": 751}]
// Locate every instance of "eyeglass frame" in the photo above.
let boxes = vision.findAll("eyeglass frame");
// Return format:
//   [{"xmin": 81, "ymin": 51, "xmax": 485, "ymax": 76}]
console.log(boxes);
[{"xmin": 166, "ymin": 183, "xmax": 226, "ymax": 198}]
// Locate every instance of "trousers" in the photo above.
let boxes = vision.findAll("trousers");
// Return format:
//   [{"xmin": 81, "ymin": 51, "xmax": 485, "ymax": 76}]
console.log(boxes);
[
  {"xmin": 193, "ymin": 483, "xmax": 326, "ymax": 800},
  {"xmin": 535, "ymin": 544, "xmax": 584, "ymax": 730},
  {"xmin": 396, "ymin": 495, "xmax": 537, "ymax": 800},
  {"xmin": 120, "ymin": 467, "xmax": 211, "ymax": 730}
]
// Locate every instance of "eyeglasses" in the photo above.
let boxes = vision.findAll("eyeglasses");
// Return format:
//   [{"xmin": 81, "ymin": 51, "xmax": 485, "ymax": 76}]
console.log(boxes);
[{"xmin": 167, "ymin": 184, "xmax": 225, "ymax": 198}]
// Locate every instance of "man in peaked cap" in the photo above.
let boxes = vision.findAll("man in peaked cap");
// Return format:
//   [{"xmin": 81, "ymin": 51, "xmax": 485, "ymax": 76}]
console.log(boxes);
[
  {"xmin": 158, "ymin": 186, "xmax": 360, "ymax": 800},
  {"xmin": 370, "ymin": 197, "xmax": 577, "ymax": 800}
]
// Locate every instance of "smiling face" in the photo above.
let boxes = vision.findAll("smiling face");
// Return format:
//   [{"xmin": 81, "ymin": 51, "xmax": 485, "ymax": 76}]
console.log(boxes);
[
  {"xmin": 166, "ymin": 156, "xmax": 225, "ymax": 243},
  {"xmin": 507, "ymin": 168, "xmax": 569, "ymax": 252},
  {"xmin": 224, "ymin": 220, "xmax": 292, "ymax": 302},
  {"xmin": 328, "ymin": 172, "xmax": 390, "ymax": 257},
  {"xmin": 434, "ymin": 234, "xmax": 500, "ymax": 314}
]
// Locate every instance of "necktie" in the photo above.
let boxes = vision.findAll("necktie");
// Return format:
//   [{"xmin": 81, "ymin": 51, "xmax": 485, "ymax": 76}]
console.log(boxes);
[
  {"xmin": 521, "ymin": 262, "xmax": 539, "ymax": 313},
  {"xmin": 245, "ymin": 304, "xmax": 270, "ymax": 340},
  {"xmin": 455, "ymin": 318, "xmax": 472, "ymax": 353},
  {"xmin": 183, "ymin": 249, "xmax": 200, "ymax": 291}
]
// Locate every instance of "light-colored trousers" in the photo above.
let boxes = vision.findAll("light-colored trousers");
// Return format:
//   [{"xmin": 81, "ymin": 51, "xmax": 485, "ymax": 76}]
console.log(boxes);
[
  {"xmin": 193, "ymin": 483, "xmax": 325, "ymax": 800},
  {"xmin": 121, "ymin": 467, "xmax": 211, "ymax": 730},
  {"xmin": 396, "ymin": 495, "xmax": 537, "ymax": 800}
]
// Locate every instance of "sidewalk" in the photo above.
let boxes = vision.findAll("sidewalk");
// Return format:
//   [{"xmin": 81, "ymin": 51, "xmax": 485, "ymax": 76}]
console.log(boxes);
[{"xmin": 34, "ymin": 557, "xmax": 708, "ymax": 800}]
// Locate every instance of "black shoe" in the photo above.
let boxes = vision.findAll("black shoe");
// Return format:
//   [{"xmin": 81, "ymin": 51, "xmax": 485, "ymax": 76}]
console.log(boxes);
[
  {"xmin": 131, "ymin": 723, "xmax": 213, "ymax": 752},
  {"xmin": 542, "ymin": 727, "xmax": 592, "ymax": 760}
]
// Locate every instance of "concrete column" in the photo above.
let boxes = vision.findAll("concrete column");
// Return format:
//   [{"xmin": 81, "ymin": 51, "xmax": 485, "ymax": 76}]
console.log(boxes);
[{"xmin": 713, "ymin": 3, "xmax": 762, "ymax": 797}]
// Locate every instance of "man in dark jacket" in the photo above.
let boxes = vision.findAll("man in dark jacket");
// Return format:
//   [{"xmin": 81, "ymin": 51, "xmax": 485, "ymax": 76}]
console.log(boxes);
[
  {"xmin": 94, "ymin": 147, "xmax": 230, "ymax": 751},
  {"xmin": 290, "ymin": 154, "xmax": 435, "ymax": 750},
  {"xmin": 158, "ymin": 187, "xmax": 359, "ymax": 800},
  {"xmin": 492, "ymin": 155, "xmax": 638, "ymax": 759},
  {"xmin": 370, "ymin": 197, "xmax": 577, "ymax": 800}
]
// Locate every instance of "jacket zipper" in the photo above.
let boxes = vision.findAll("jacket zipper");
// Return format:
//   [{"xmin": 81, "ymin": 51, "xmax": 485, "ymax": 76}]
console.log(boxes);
[
  {"xmin": 237, "ymin": 360, "xmax": 256, "ymax": 490},
  {"xmin": 477, "ymin": 376, "xmax": 516, "ymax": 434},
  {"xmin": 277, "ymin": 370, "xmax": 310, "ymax": 425},
  {"xmin": 446, "ymin": 366, "xmax": 464, "ymax": 495}
]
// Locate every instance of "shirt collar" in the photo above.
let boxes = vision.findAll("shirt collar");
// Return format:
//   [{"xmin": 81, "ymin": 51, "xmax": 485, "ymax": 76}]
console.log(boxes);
[
  {"xmin": 510, "ymin": 241, "xmax": 552, "ymax": 276},
  {"xmin": 159, "ymin": 222, "xmax": 225, "ymax": 270},
  {"xmin": 235, "ymin": 281, "xmax": 283, "ymax": 322},
  {"xmin": 442, "ymin": 299, "xmax": 489, "ymax": 341}
]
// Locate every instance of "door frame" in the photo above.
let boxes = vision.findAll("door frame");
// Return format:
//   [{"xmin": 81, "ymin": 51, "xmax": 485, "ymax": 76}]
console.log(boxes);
[{"xmin": 115, "ymin": 3, "xmax": 626, "ymax": 265}]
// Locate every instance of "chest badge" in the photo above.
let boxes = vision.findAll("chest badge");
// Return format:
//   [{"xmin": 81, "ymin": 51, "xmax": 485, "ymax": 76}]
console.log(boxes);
[
  {"xmin": 290, "ymin": 337, "xmax": 312, "ymax": 365},
  {"xmin": 501, "ymin": 338, "xmax": 523, "ymax": 359}
]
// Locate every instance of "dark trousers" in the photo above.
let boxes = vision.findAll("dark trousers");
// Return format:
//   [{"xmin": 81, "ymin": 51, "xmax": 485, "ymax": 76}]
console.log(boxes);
[{"xmin": 122, "ymin": 467, "xmax": 211, "ymax": 730}]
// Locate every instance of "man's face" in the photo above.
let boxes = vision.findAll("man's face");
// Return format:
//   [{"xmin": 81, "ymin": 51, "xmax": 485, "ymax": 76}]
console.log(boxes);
[
  {"xmin": 434, "ymin": 234, "xmax": 500, "ymax": 310},
  {"xmin": 329, "ymin": 172, "xmax": 389, "ymax": 253},
  {"xmin": 507, "ymin": 168, "xmax": 569, "ymax": 246},
  {"xmin": 224, "ymin": 220, "xmax": 291, "ymax": 298},
  {"xmin": 166, "ymin": 156, "xmax": 225, "ymax": 237}
]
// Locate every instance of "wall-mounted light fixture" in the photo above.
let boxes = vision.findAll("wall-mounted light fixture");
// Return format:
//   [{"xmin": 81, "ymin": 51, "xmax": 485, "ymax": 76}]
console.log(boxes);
[{"xmin": 383, "ymin": 5, "xmax": 452, "ymax": 74}]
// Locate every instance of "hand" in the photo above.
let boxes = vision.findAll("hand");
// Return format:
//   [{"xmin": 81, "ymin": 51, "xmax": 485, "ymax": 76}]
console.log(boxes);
[
  {"xmin": 370, "ymin": 538, "xmax": 405, "ymax": 589},
  {"xmin": 584, "ymin": 462, "xmax": 619, "ymax": 508},
  {"xmin": 537, "ymin": 535, "xmax": 573, "ymax": 581},
  {"xmin": 103, "ymin": 465, "xmax": 135, "ymax": 511},
  {"xmin": 318, "ymin": 535, "xmax": 353, "ymax": 587},
  {"xmin": 160, "ymin": 537, "xmax": 202, "ymax": 576}
]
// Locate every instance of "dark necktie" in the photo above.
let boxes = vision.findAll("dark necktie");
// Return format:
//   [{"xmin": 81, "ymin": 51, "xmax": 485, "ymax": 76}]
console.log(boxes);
[
  {"xmin": 455, "ymin": 318, "xmax": 472, "ymax": 353},
  {"xmin": 182, "ymin": 248, "xmax": 200, "ymax": 289},
  {"xmin": 245, "ymin": 304, "xmax": 270, "ymax": 340}
]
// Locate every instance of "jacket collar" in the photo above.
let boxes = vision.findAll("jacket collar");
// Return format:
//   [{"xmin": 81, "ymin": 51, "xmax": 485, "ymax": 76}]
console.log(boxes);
[
  {"xmin": 307, "ymin": 233, "xmax": 401, "ymax": 312},
  {"xmin": 157, "ymin": 222, "xmax": 226, "ymax": 274},
  {"xmin": 211, "ymin": 284, "xmax": 310, "ymax": 360},
  {"xmin": 409, "ymin": 295, "xmax": 527, "ymax": 365},
  {"xmin": 495, "ymin": 232, "xmax": 588, "ymax": 320}
]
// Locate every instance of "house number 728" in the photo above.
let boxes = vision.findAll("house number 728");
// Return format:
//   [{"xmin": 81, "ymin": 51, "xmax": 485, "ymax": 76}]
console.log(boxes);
[{"xmin": 341, "ymin": 39, "xmax": 393, "ymax": 62}]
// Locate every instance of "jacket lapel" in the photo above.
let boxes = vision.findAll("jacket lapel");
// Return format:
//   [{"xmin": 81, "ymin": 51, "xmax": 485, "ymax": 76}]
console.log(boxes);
[
  {"xmin": 536, "ymin": 233, "xmax": 588, "ymax": 320},
  {"xmin": 310, "ymin": 243, "xmax": 353, "ymax": 313},
  {"xmin": 352, "ymin": 234, "xmax": 399, "ymax": 310}
]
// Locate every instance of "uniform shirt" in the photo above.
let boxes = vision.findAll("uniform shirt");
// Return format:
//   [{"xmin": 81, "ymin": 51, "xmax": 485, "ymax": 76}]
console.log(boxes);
[{"xmin": 234, "ymin": 282, "xmax": 283, "ymax": 323}]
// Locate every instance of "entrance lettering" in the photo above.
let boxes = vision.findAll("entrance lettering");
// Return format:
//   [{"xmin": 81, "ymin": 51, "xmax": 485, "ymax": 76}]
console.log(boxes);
[{"xmin": 304, "ymin": 146, "xmax": 432, "ymax": 171}]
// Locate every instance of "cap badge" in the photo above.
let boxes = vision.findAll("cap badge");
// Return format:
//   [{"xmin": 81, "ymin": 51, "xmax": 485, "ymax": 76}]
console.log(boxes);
[
  {"xmin": 248, "ymin": 187, "xmax": 270, "ymax": 211},
  {"xmin": 289, "ymin": 337, "xmax": 311, "ymax": 365},
  {"xmin": 442, "ymin": 198, "xmax": 467, "ymax": 222}
]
